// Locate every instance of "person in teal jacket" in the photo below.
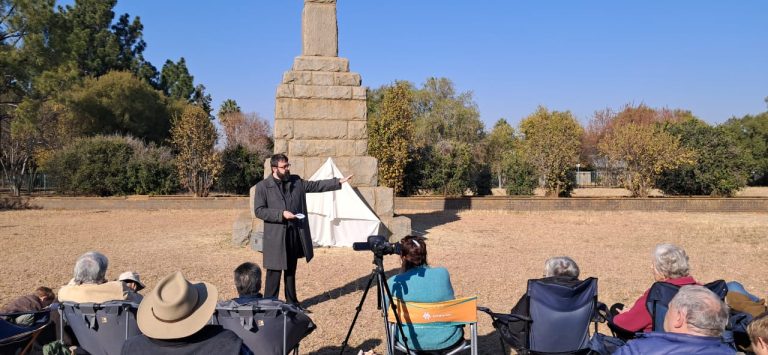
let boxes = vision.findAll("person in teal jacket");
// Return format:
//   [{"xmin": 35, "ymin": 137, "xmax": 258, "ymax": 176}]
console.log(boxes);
[{"xmin": 387, "ymin": 236, "xmax": 463, "ymax": 354}]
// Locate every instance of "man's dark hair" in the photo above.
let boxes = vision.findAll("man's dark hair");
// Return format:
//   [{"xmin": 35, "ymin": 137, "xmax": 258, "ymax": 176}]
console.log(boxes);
[
  {"xmin": 270, "ymin": 153, "xmax": 288, "ymax": 168},
  {"xmin": 35, "ymin": 286, "xmax": 55, "ymax": 300},
  {"xmin": 234, "ymin": 262, "xmax": 262, "ymax": 296}
]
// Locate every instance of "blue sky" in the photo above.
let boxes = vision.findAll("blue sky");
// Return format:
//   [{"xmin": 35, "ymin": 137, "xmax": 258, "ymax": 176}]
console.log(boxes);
[{"xmin": 111, "ymin": 1, "xmax": 767, "ymax": 129}]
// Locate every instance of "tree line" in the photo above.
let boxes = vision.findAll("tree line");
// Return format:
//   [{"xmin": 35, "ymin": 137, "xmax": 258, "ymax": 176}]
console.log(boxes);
[
  {"xmin": 0, "ymin": 0, "xmax": 272, "ymax": 197},
  {"xmin": 368, "ymin": 79, "xmax": 768, "ymax": 197}
]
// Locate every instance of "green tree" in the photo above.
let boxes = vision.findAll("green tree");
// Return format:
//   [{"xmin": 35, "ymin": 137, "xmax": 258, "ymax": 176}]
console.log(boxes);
[
  {"xmin": 502, "ymin": 149, "xmax": 538, "ymax": 195},
  {"xmin": 170, "ymin": 105, "xmax": 221, "ymax": 197},
  {"xmin": 160, "ymin": 57, "xmax": 194, "ymax": 100},
  {"xmin": 217, "ymin": 99, "xmax": 241, "ymax": 117},
  {"xmin": 486, "ymin": 118, "xmax": 516, "ymax": 188},
  {"xmin": 421, "ymin": 140, "xmax": 473, "ymax": 196},
  {"xmin": 599, "ymin": 122, "xmax": 692, "ymax": 197},
  {"xmin": 722, "ymin": 111, "xmax": 768, "ymax": 185},
  {"xmin": 368, "ymin": 81, "xmax": 413, "ymax": 195},
  {"xmin": 412, "ymin": 77, "xmax": 484, "ymax": 147},
  {"xmin": 215, "ymin": 144, "xmax": 263, "ymax": 194},
  {"xmin": 191, "ymin": 83, "xmax": 212, "ymax": 117},
  {"xmin": 658, "ymin": 119, "xmax": 753, "ymax": 196},
  {"xmin": 64, "ymin": 71, "xmax": 172, "ymax": 143},
  {"xmin": 520, "ymin": 106, "xmax": 583, "ymax": 197}
]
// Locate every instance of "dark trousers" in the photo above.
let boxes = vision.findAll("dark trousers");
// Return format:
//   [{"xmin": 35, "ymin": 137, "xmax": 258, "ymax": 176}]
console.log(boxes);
[{"xmin": 265, "ymin": 255, "xmax": 299, "ymax": 305}]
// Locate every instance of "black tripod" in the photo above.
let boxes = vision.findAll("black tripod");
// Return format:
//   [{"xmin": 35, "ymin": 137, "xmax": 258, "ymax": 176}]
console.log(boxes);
[{"xmin": 339, "ymin": 254, "xmax": 412, "ymax": 355}]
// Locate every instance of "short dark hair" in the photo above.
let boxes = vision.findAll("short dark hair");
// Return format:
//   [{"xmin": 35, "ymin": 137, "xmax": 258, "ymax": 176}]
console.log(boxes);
[
  {"xmin": 400, "ymin": 235, "xmax": 428, "ymax": 272},
  {"xmin": 35, "ymin": 287, "xmax": 55, "ymax": 300},
  {"xmin": 270, "ymin": 153, "xmax": 288, "ymax": 168},
  {"xmin": 234, "ymin": 262, "xmax": 262, "ymax": 297}
]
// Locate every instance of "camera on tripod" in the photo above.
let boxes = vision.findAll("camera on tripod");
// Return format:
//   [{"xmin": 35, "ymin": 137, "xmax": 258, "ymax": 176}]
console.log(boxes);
[{"xmin": 352, "ymin": 235, "xmax": 402, "ymax": 257}]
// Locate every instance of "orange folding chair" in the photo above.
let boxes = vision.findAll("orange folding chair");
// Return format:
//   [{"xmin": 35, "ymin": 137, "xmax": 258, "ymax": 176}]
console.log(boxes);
[{"xmin": 387, "ymin": 296, "xmax": 478, "ymax": 355}]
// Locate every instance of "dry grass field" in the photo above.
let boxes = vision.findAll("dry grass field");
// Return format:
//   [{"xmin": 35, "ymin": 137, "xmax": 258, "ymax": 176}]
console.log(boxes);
[{"xmin": 1, "ymin": 209, "xmax": 767, "ymax": 354}]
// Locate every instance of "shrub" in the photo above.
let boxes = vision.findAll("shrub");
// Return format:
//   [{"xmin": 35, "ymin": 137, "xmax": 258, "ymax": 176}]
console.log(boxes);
[{"xmin": 215, "ymin": 145, "xmax": 264, "ymax": 195}]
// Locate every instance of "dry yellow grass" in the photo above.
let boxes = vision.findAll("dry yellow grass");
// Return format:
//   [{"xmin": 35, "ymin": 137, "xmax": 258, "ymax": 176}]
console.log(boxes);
[{"xmin": 1, "ymin": 209, "xmax": 766, "ymax": 354}]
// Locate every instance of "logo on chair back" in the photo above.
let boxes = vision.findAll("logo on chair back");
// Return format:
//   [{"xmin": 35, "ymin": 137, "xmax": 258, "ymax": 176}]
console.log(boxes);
[
  {"xmin": 422, "ymin": 312, "xmax": 431, "ymax": 321},
  {"xmin": 100, "ymin": 316, "xmax": 109, "ymax": 324}
]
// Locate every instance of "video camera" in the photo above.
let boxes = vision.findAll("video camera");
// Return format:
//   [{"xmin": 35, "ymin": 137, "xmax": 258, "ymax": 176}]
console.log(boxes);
[{"xmin": 352, "ymin": 235, "xmax": 401, "ymax": 257}]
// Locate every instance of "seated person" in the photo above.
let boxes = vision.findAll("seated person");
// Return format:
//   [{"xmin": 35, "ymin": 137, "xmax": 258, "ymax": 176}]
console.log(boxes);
[
  {"xmin": 725, "ymin": 281, "xmax": 767, "ymax": 317},
  {"xmin": 387, "ymin": 236, "xmax": 463, "ymax": 354},
  {"xmin": 118, "ymin": 271, "xmax": 146, "ymax": 302},
  {"xmin": 231, "ymin": 262, "xmax": 263, "ymax": 304},
  {"xmin": 0, "ymin": 286, "xmax": 55, "ymax": 326},
  {"xmin": 122, "ymin": 271, "xmax": 249, "ymax": 354},
  {"xmin": 503, "ymin": 256, "xmax": 583, "ymax": 350},
  {"xmin": 58, "ymin": 251, "xmax": 142, "ymax": 303},
  {"xmin": 748, "ymin": 311, "xmax": 768, "ymax": 355},
  {"xmin": 615, "ymin": 285, "xmax": 735, "ymax": 354},
  {"xmin": 609, "ymin": 243, "xmax": 698, "ymax": 338}
]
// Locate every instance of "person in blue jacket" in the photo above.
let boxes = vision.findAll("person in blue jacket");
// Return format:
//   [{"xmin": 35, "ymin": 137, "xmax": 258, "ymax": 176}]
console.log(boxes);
[
  {"xmin": 614, "ymin": 285, "xmax": 735, "ymax": 355},
  {"xmin": 387, "ymin": 236, "xmax": 463, "ymax": 354}
]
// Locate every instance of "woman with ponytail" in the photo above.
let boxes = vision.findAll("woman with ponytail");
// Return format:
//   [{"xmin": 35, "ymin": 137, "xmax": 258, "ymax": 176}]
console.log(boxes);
[{"xmin": 387, "ymin": 236, "xmax": 463, "ymax": 354}]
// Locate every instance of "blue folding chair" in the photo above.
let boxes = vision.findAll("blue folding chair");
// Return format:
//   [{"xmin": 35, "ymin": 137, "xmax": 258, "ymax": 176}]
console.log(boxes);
[
  {"xmin": 481, "ymin": 277, "xmax": 599, "ymax": 354},
  {"xmin": 57, "ymin": 301, "xmax": 140, "ymax": 355},
  {"xmin": 0, "ymin": 310, "xmax": 51, "ymax": 355},
  {"xmin": 645, "ymin": 280, "xmax": 727, "ymax": 332}
]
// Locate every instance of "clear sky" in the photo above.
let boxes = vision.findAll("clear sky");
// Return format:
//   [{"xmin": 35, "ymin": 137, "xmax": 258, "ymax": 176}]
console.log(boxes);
[{"xmin": 112, "ymin": 1, "xmax": 767, "ymax": 129}]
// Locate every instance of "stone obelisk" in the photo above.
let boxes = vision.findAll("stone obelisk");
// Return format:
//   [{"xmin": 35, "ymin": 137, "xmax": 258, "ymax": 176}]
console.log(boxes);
[{"xmin": 269, "ymin": 0, "xmax": 410, "ymax": 239}]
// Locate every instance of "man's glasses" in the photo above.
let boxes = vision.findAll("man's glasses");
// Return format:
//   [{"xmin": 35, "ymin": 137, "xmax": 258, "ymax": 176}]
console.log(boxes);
[{"xmin": 277, "ymin": 163, "xmax": 291, "ymax": 170}]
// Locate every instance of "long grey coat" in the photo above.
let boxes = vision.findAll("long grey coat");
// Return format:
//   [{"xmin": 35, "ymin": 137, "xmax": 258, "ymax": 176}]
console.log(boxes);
[{"xmin": 253, "ymin": 175, "xmax": 340, "ymax": 270}]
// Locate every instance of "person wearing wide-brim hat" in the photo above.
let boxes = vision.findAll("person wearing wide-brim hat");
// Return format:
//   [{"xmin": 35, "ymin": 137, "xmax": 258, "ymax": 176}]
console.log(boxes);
[
  {"xmin": 121, "ymin": 271, "xmax": 249, "ymax": 354},
  {"xmin": 118, "ymin": 271, "xmax": 146, "ymax": 292}
]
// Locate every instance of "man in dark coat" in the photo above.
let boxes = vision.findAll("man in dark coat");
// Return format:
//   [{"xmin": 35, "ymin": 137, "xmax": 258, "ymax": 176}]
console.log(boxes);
[{"xmin": 253, "ymin": 153, "xmax": 352, "ymax": 307}]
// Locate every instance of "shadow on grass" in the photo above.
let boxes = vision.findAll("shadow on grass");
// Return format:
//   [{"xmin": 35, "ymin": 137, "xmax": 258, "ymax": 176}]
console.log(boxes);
[
  {"xmin": 302, "ymin": 267, "xmax": 400, "ymax": 309},
  {"xmin": 398, "ymin": 210, "xmax": 461, "ymax": 236},
  {"xmin": 313, "ymin": 338, "xmax": 382, "ymax": 355}
]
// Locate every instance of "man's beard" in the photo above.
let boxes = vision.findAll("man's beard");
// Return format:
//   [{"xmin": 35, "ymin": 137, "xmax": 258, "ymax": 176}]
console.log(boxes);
[{"xmin": 276, "ymin": 169, "xmax": 290, "ymax": 181}]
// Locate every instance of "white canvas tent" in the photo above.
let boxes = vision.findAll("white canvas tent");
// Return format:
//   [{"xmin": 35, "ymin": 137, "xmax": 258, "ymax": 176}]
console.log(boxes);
[{"xmin": 306, "ymin": 158, "xmax": 381, "ymax": 247}]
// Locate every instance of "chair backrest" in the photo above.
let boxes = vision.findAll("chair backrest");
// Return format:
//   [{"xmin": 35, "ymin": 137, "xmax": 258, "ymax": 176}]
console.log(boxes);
[
  {"xmin": 387, "ymin": 297, "xmax": 478, "ymax": 326},
  {"xmin": 0, "ymin": 311, "xmax": 52, "ymax": 355},
  {"xmin": 645, "ymin": 279, "xmax": 727, "ymax": 332},
  {"xmin": 59, "ymin": 301, "xmax": 140, "ymax": 355},
  {"xmin": 213, "ymin": 298, "xmax": 316, "ymax": 355},
  {"xmin": 526, "ymin": 277, "xmax": 598, "ymax": 353}
]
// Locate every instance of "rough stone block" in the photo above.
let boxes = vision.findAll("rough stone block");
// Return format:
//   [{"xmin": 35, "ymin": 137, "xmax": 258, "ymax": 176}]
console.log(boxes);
[
  {"xmin": 262, "ymin": 159, "xmax": 271, "ymax": 179},
  {"xmin": 293, "ymin": 120, "xmax": 347, "ymax": 139},
  {"xmin": 355, "ymin": 139, "xmax": 368, "ymax": 155},
  {"xmin": 276, "ymin": 84, "xmax": 294, "ymax": 98},
  {"xmin": 352, "ymin": 86, "xmax": 367, "ymax": 99},
  {"xmin": 282, "ymin": 71, "xmax": 312, "ymax": 85},
  {"xmin": 348, "ymin": 156, "xmax": 378, "ymax": 186},
  {"xmin": 232, "ymin": 211, "xmax": 253, "ymax": 247},
  {"xmin": 336, "ymin": 140, "xmax": 357, "ymax": 156},
  {"xmin": 293, "ymin": 85, "xmax": 351, "ymax": 100},
  {"xmin": 288, "ymin": 156, "xmax": 306, "ymax": 178},
  {"xmin": 273, "ymin": 139, "xmax": 288, "ymax": 155},
  {"xmin": 335, "ymin": 72, "xmax": 362, "ymax": 86},
  {"xmin": 303, "ymin": 156, "xmax": 327, "ymax": 176},
  {"xmin": 312, "ymin": 72, "xmax": 335, "ymax": 86},
  {"xmin": 354, "ymin": 187, "xmax": 376, "ymax": 213},
  {"xmin": 302, "ymin": 2, "xmax": 338, "ymax": 56},
  {"xmin": 275, "ymin": 98, "xmax": 367, "ymax": 120},
  {"xmin": 289, "ymin": 140, "xmax": 337, "ymax": 156},
  {"xmin": 374, "ymin": 187, "xmax": 394, "ymax": 217},
  {"xmin": 347, "ymin": 121, "xmax": 367, "ymax": 139},
  {"xmin": 274, "ymin": 120, "xmax": 293, "ymax": 139},
  {"xmin": 293, "ymin": 56, "xmax": 349, "ymax": 72},
  {"xmin": 380, "ymin": 215, "xmax": 412, "ymax": 241}
]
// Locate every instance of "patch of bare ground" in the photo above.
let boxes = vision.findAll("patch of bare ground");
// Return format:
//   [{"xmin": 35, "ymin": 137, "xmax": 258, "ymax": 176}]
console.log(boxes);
[{"xmin": 1, "ymin": 209, "xmax": 766, "ymax": 354}]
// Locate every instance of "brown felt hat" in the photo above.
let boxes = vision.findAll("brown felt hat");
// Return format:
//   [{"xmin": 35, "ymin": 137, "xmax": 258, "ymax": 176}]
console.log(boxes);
[{"xmin": 136, "ymin": 271, "xmax": 218, "ymax": 339}]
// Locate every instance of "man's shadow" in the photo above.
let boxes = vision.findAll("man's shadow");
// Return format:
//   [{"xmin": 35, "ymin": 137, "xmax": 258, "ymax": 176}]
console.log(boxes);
[
  {"xmin": 302, "ymin": 268, "xmax": 400, "ymax": 309},
  {"xmin": 309, "ymin": 329, "xmax": 510, "ymax": 354}
]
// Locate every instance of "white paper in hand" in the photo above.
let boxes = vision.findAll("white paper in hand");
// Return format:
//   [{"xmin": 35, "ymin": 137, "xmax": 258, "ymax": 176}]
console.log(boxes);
[{"xmin": 295, "ymin": 213, "xmax": 306, "ymax": 220}]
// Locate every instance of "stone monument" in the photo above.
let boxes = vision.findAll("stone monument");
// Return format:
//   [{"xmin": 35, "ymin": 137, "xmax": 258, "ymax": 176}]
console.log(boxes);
[{"xmin": 234, "ymin": 0, "xmax": 410, "ymax": 247}]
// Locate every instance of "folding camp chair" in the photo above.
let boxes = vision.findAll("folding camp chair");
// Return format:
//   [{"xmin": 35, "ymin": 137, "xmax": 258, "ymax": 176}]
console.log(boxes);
[
  {"xmin": 480, "ymin": 277, "xmax": 599, "ymax": 355},
  {"xmin": 0, "ymin": 310, "xmax": 51, "ymax": 355},
  {"xmin": 646, "ymin": 280, "xmax": 727, "ymax": 332},
  {"xmin": 212, "ymin": 299, "xmax": 316, "ymax": 355},
  {"xmin": 386, "ymin": 296, "xmax": 478, "ymax": 355},
  {"xmin": 57, "ymin": 301, "xmax": 140, "ymax": 355}
]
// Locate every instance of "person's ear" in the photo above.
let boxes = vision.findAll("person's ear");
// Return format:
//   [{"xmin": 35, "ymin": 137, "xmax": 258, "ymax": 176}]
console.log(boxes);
[{"xmin": 672, "ymin": 309, "xmax": 686, "ymax": 328}]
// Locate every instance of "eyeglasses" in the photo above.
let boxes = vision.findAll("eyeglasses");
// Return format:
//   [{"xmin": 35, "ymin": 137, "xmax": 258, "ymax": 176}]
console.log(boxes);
[{"xmin": 276, "ymin": 163, "xmax": 291, "ymax": 169}]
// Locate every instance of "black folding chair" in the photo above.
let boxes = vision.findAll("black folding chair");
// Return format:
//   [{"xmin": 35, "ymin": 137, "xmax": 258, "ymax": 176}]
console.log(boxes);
[
  {"xmin": 212, "ymin": 299, "xmax": 315, "ymax": 355},
  {"xmin": 480, "ymin": 277, "xmax": 599, "ymax": 354},
  {"xmin": 57, "ymin": 301, "xmax": 140, "ymax": 355}
]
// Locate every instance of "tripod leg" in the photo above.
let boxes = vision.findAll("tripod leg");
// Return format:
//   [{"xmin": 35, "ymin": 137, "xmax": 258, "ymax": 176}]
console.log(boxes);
[
  {"xmin": 378, "ymin": 269, "xmax": 412, "ymax": 355},
  {"xmin": 339, "ymin": 270, "xmax": 378, "ymax": 355}
]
